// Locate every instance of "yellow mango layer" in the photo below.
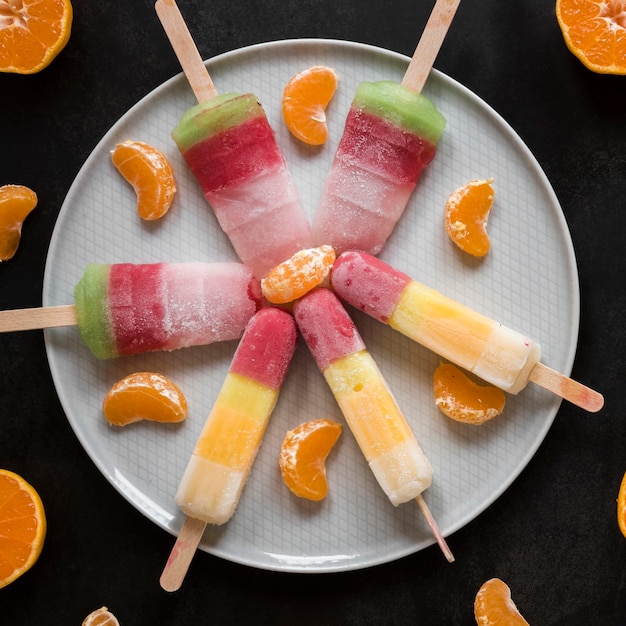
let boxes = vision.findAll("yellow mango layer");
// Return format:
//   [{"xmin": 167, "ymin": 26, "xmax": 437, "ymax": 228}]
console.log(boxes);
[
  {"xmin": 323, "ymin": 351, "xmax": 416, "ymax": 462},
  {"xmin": 193, "ymin": 372, "xmax": 277, "ymax": 470}
]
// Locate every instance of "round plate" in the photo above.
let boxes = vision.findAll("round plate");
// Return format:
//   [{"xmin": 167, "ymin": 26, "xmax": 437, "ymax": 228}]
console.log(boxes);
[{"xmin": 42, "ymin": 39, "xmax": 579, "ymax": 573}]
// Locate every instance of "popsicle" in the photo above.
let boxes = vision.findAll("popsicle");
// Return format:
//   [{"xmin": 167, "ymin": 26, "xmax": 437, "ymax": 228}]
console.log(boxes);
[
  {"xmin": 331, "ymin": 250, "xmax": 604, "ymax": 412},
  {"xmin": 161, "ymin": 307, "xmax": 297, "ymax": 591},
  {"xmin": 0, "ymin": 262, "xmax": 261, "ymax": 359},
  {"xmin": 156, "ymin": 0, "xmax": 312, "ymax": 278},
  {"xmin": 292, "ymin": 288, "xmax": 453, "ymax": 561},
  {"xmin": 312, "ymin": 0, "xmax": 459, "ymax": 255}
]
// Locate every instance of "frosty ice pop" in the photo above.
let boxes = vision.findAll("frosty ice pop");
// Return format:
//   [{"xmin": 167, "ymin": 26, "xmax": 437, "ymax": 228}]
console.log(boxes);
[
  {"xmin": 293, "ymin": 288, "xmax": 453, "ymax": 561},
  {"xmin": 156, "ymin": 0, "xmax": 312, "ymax": 278},
  {"xmin": 0, "ymin": 262, "xmax": 261, "ymax": 359},
  {"xmin": 175, "ymin": 306, "xmax": 297, "ymax": 525},
  {"xmin": 331, "ymin": 250, "xmax": 604, "ymax": 411},
  {"xmin": 161, "ymin": 307, "xmax": 297, "ymax": 591},
  {"xmin": 311, "ymin": 0, "xmax": 459, "ymax": 255}
]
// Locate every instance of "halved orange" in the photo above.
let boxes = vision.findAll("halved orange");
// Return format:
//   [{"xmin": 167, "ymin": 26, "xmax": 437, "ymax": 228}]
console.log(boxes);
[
  {"xmin": 0, "ymin": 184, "xmax": 38, "ymax": 261},
  {"xmin": 617, "ymin": 470, "xmax": 626, "ymax": 538},
  {"xmin": 261, "ymin": 245, "xmax": 336, "ymax": 304},
  {"xmin": 82, "ymin": 607, "xmax": 120, "ymax": 626},
  {"xmin": 444, "ymin": 178, "xmax": 494, "ymax": 257},
  {"xmin": 556, "ymin": 0, "xmax": 626, "ymax": 75},
  {"xmin": 111, "ymin": 140, "xmax": 176, "ymax": 221},
  {"xmin": 279, "ymin": 418, "xmax": 342, "ymax": 501},
  {"xmin": 102, "ymin": 372, "xmax": 188, "ymax": 426},
  {"xmin": 282, "ymin": 66, "xmax": 338, "ymax": 145},
  {"xmin": 434, "ymin": 363, "xmax": 506, "ymax": 425},
  {"xmin": 0, "ymin": 0, "xmax": 73, "ymax": 74},
  {"xmin": 0, "ymin": 469, "xmax": 46, "ymax": 589},
  {"xmin": 474, "ymin": 578, "xmax": 530, "ymax": 625}
]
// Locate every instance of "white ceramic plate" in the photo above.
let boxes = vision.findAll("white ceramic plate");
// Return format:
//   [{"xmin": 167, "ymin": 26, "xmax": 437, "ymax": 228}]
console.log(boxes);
[{"xmin": 43, "ymin": 39, "xmax": 579, "ymax": 573}]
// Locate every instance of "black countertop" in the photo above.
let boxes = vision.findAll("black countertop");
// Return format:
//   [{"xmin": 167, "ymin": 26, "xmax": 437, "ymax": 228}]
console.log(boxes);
[{"xmin": 2, "ymin": 0, "xmax": 625, "ymax": 623}]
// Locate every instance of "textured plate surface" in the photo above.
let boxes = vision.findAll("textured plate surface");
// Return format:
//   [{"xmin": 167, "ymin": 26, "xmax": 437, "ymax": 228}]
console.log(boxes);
[{"xmin": 42, "ymin": 39, "xmax": 579, "ymax": 573}]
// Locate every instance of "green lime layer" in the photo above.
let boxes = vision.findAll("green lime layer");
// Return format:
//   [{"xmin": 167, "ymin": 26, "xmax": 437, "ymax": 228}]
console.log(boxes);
[
  {"xmin": 74, "ymin": 264, "xmax": 115, "ymax": 359},
  {"xmin": 352, "ymin": 81, "xmax": 446, "ymax": 144},
  {"xmin": 171, "ymin": 92, "xmax": 266, "ymax": 152}
]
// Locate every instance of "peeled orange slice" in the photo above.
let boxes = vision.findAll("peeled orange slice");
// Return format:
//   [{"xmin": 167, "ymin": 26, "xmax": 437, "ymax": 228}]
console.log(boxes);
[
  {"xmin": 444, "ymin": 178, "xmax": 494, "ymax": 257},
  {"xmin": 261, "ymin": 245, "xmax": 336, "ymax": 304},
  {"xmin": 111, "ymin": 140, "xmax": 176, "ymax": 221},
  {"xmin": 103, "ymin": 372, "xmax": 188, "ymax": 426},
  {"xmin": 282, "ymin": 65, "xmax": 338, "ymax": 145},
  {"xmin": 0, "ymin": 184, "xmax": 38, "ymax": 261},
  {"xmin": 82, "ymin": 607, "xmax": 120, "ymax": 626},
  {"xmin": 474, "ymin": 578, "xmax": 530, "ymax": 625},
  {"xmin": 434, "ymin": 363, "xmax": 506, "ymax": 425},
  {"xmin": 557, "ymin": 0, "xmax": 626, "ymax": 75},
  {"xmin": 279, "ymin": 418, "xmax": 342, "ymax": 501},
  {"xmin": 0, "ymin": 0, "xmax": 73, "ymax": 74},
  {"xmin": 0, "ymin": 469, "xmax": 46, "ymax": 589}
]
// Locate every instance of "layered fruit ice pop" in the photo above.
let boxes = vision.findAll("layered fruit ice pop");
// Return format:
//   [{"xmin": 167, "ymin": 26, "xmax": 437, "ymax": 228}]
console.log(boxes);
[
  {"xmin": 171, "ymin": 94, "xmax": 312, "ymax": 277},
  {"xmin": 311, "ymin": 0, "xmax": 460, "ymax": 256},
  {"xmin": 331, "ymin": 250, "xmax": 603, "ymax": 411},
  {"xmin": 175, "ymin": 307, "xmax": 297, "ymax": 525},
  {"xmin": 293, "ymin": 288, "xmax": 433, "ymax": 505},
  {"xmin": 312, "ymin": 80, "xmax": 446, "ymax": 255},
  {"xmin": 73, "ymin": 262, "xmax": 260, "ymax": 359},
  {"xmin": 293, "ymin": 288, "xmax": 453, "ymax": 560},
  {"xmin": 156, "ymin": 0, "xmax": 312, "ymax": 278}
]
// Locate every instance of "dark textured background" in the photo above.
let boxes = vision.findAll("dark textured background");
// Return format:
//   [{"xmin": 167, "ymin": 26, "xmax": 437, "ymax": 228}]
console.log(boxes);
[{"xmin": 2, "ymin": 0, "xmax": 625, "ymax": 623}]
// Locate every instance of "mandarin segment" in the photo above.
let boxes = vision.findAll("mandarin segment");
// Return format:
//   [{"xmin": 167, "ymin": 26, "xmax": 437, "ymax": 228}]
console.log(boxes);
[
  {"xmin": 0, "ymin": 469, "xmax": 46, "ymax": 589},
  {"xmin": 261, "ymin": 245, "xmax": 336, "ymax": 304},
  {"xmin": 434, "ymin": 362, "xmax": 506, "ymax": 425},
  {"xmin": 111, "ymin": 140, "xmax": 176, "ymax": 220},
  {"xmin": 474, "ymin": 578, "xmax": 530, "ymax": 625},
  {"xmin": 82, "ymin": 607, "xmax": 121, "ymax": 626},
  {"xmin": 279, "ymin": 418, "xmax": 342, "ymax": 501},
  {"xmin": 282, "ymin": 65, "xmax": 338, "ymax": 145},
  {"xmin": 102, "ymin": 372, "xmax": 188, "ymax": 426},
  {"xmin": 0, "ymin": 184, "xmax": 38, "ymax": 261},
  {"xmin": 0, "ymin": 0, "xmax": 72, "ymax": 74},
  {"xmin": 556, "ymin": 0, "xmax": 626, "ymax": 75},
  {"xmin": 444, "ymin": 178, "xmax": 494, "ymax": 257}
]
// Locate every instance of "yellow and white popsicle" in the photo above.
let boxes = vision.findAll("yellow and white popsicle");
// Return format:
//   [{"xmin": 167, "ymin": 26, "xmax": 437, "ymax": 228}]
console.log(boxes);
[
  {"xmin": 176, "ymin": 307, "xmax": 298, "ymax": 525},
  {"xmin": 330, "ymin": 250, "xmax": 603, "ymax": 412},
  {"xmin": 293, "ymin": 288, "xmax": 452, "ymax": 560}
]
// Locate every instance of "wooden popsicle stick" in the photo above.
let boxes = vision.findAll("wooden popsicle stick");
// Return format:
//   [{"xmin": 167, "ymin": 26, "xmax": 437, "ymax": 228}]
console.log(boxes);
[
  {"xmin": 416, "ymin": 494, "xmax": 454, "ymax": 562},
  {"xmin": 529, "ymin": 362, "xmax": 604, "ymax": 413},
  {"xmin": 155, "ymin": 0, "xmax": 218, "ymax": 103},
  {"xmin": 160, "ymin": 516, "xmax": 207, "ymax": 592},
  {"xmin": 0, "ymin": 304, "xmax": 77, "ymax": 332},
  {"xmin": 402, "ymin": 0, "xmax": 461, "ymax": 93}
]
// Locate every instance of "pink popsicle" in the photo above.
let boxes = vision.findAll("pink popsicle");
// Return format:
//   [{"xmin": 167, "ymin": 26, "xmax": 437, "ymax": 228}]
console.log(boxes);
[{"xmin": 74, "ymin": 262, "xmax": 261, "ymax": 359}]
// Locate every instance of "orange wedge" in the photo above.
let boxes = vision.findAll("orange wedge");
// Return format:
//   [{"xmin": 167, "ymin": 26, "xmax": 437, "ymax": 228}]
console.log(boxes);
[
  {"xmin": 0, "ymin": 184, "xmax": 38, "ymax": 261},
  {"xmin": 282, "ymin": 65, "xmax": 338, "ymax": 145},
  {"xmin": 444, "ymin": 178, "xmax": 494, "ymax": 257},
  {"xmin": 474, "ymin": 578, "xmax": 530, "ymax": 625},
  {"xmin": 556, "ymin": 0, "xmax": 626, "ymax": 75},
  {"xmin": 82, "ymin": 607, "xmax": 120, "ymax": 626},
  {"xmin": 0, "ymin": 469, "xmax": 46, "ymax": 589},
  {"xmin": 434, "ymin": 363, "xmax": 506, "ymax": 425},
  {"xmin": 0, "ymin": 0, "xmax": 73, "ymax": 74},
  {"xmin": 111, "ymin": 140, "xmax": 176, "ymax": 221},
  {"xmin": 261, "ymin": 245, "xmax": 336, "ymax": 304},
  {"xmin": 279, "ymin": 418, "xmax": 342, "ymax": 501},
  {"xmin": 617, "ymin": 470, "xmax": 626, "ymax": 538},
  {"xmin": 102, "ymin": 372, "xmax": 188, "ymax": 426}
]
